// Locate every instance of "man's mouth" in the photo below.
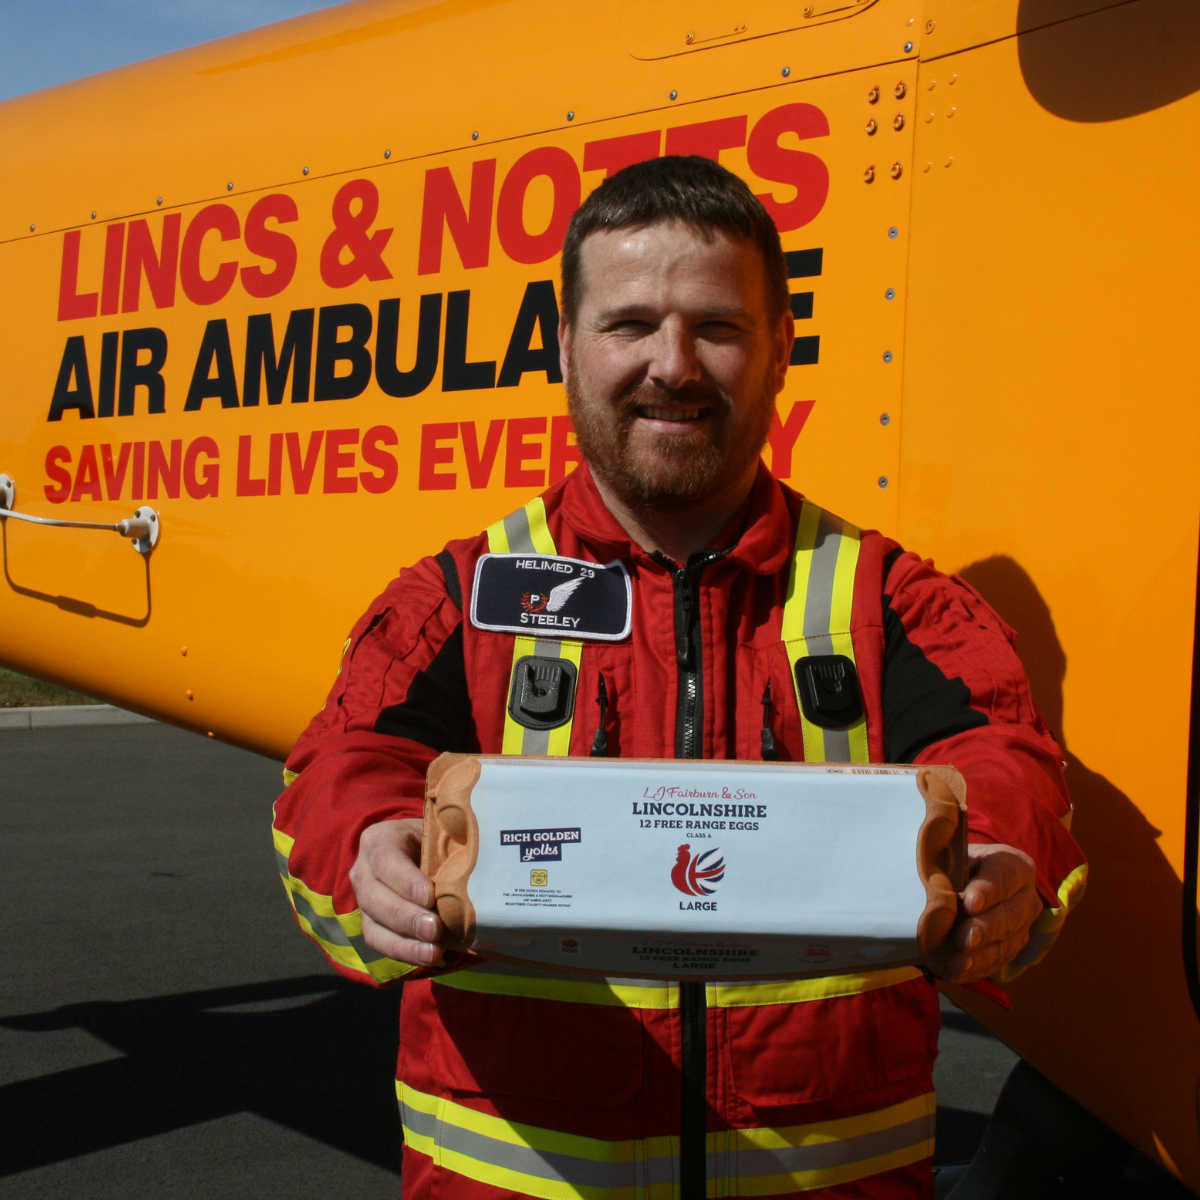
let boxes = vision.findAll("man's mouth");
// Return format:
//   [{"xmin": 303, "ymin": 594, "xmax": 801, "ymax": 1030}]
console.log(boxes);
[{"xmin": 636, "ymin": 406, "xmax": 711, "ymax": 422}]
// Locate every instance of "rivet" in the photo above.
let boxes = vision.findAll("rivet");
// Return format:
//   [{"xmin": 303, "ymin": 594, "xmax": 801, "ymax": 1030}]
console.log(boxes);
[
  {"xmin": 865, "ymin": 119, "xmax": 878, "ymax": 135},
  {"xmin": 91, "ymin": 211, "xmax": 97, "ymax": 219},
  {"xmin": 686, "ymin": 31, "xmax": 695, "ymax": 43},
  {"xmin": 181, "ymin": 647, "xmax": 188, "ymax": 656},
  {"xmin": 863, "ymin": 165, "xmax": 876, "ymax": 183},
  {"xmin": 883, "ymin": 351, "xmax": 894, "ymax": 362},
  {"xmin": 928, "ymin": 80, "xmax": 936, "ymax": 90},
  {"xmin": 207, "ymin": 731, "xmax": 214, "ymax": 738},
  {"xmin": 878, "ymin": 476, "xmax": 889, "ymax": 488},
  {"xmin": 926, "ymin": 18, "xmax": 936, "ymax": 32},
  {"xmin": 186, "ymin": 689, "xmax": 194, "ymax": 699},
  {"xmin": 302, "ymin": 166, "xmax": 309, "ymax": 175},
  {"xmin": 888, "ymin": 226, "xmax": 899, "ymax": 238},
  {"xmin": 893, "ymin": 112, "xmax": 905, "ymax": 130},
  {"xmin": 781, "ymin": 66, "xmax": 791, "ymax": 77},
  {"xmin": 226, "ymin": 182, "xmax": 233, "ymax": 191},
  {"xmin": 947, "ymin": 106, "xmax": 956, "ymax": 118},
  {"xmin": 29, "ymin": 223, "xmax": 35, "ymax": 232},
  {"xmin": 472, "ymin": 131, "xmax": 479, "ymax": 140},
  {"xmin": 669, "ymin": 90, "xmax": 678, "ymax": 100},
  {"xmin": 945, "ymin": 156, "xmax": 954, "ymax": 167},
  {"xmin": 867, "ymin": 86, "xmax": 880, "ymax": 104},
  {"xmin": 906, "ymin": 16, "xmax": 914, "ymax": 24},
  {"xmin": 950, "ymin": 74, "xmax": 958, "ymax": 84},
  {"xmin": 885, "ymin": 288, "xmax": 896, "ymax": 300},
  {"xmin": 880, "ymin": 413, "xmax": 891, "ymax": 425},
  {"xmin": 156, "ymin": 197, "xmax": 163, "ymax": 205},
  {"xmin": 384, "ymin": 149, "xmax": 391, "ymax": 158},
  {"xmin": 925, "ymin": 112, "xmax": 934, "ymax": 123},
  {"xmin": 567, "ymin": 111, "xmax": 575, "ymax": 121},
  {"xmin": 891, "ymin": 161, "xmax": 903, "ymax": 180},
  {"xmin": 903, "ymin": 41, "xmax": 914, "ymax": 52},
  {"xmin": 803, "ymin": 3, "xmax": 814, "ymax": 14},
  {"xmin": 895, "ymin": 81, "xmax": 907, "ymax": 99},
  {"xmin": 923, "ymin": 161, "xmax": 932, "ymax": 171}
]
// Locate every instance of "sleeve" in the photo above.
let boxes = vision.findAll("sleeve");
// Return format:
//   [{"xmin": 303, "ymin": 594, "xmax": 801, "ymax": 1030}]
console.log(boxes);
[
  {"xmin": 271, "ymin": 548, "xmax": 478, "ymax": 987},
  {"xmin": 881, "ymin": 546, "xmax": 1088, "ymax": 979}
]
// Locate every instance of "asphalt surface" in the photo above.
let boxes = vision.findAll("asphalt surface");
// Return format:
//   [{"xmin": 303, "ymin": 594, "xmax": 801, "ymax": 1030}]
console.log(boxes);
[{"xmin": 0, "ymin": 723, "xmax": 1188, "ymax": 1197}]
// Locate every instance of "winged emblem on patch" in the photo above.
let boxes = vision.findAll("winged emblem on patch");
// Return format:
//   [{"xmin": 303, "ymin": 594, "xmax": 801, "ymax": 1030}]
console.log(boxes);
[{"xmin": 520, "ymin": 577, "xmax": 586, "ymax": 614}]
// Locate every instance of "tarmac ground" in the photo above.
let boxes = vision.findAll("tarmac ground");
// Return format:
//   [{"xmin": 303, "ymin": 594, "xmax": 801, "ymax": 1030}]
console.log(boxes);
[{"xmin": 0, "ymin": 723, "xmax": 1190, "ymax": 1198}]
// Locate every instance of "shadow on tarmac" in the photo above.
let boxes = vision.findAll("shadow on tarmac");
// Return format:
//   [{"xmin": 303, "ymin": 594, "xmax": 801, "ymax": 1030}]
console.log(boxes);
[{"xmin": 0, "ymin": 974, "xmax": 402, "ymax": 1178}]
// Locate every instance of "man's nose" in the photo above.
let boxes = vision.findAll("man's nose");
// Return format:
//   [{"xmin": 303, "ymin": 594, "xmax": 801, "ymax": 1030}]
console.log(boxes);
[{"xmin": 645, "ymin": 324, "xmax": 703, "ymax": 391}]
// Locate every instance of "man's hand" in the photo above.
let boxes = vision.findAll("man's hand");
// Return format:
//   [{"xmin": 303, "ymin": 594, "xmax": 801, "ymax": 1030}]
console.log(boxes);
[
  {"xmin": 350, "ymin": 818, "xmax": 444, "ymax": 967},
  {"xmin": 932, "ymin": 843, "xmax": 1042, "ymax": 985}
]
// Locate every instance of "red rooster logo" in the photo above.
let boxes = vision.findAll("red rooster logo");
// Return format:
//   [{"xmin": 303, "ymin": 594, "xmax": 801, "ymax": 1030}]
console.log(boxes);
[{"xmin": 671, "ymin": 844, "xmax": 725, "ymax": 897}]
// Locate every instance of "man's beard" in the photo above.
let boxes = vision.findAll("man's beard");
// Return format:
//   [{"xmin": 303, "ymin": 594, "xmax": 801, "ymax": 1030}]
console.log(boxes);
[{"xmin": 566, "ymin": 365, "xmax": 776, "ymax": 511}]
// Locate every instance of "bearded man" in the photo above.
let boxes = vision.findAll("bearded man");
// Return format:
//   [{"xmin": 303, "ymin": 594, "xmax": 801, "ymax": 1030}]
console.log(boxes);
[{"xmin": 273, "ymin": 155, "xmax": 1085, "ymax": 1199}]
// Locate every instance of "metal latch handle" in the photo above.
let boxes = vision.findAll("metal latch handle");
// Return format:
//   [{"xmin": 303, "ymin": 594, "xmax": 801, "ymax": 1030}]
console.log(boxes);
[{"xmin": 0, "ymin": 474, "xmax": 159, "ymax": 555}]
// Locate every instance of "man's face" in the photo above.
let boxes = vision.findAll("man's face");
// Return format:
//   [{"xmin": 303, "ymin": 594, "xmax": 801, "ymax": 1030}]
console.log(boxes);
[{"xmin": 560, "ymin": 220, "xmax": 793, "ymax": 511}]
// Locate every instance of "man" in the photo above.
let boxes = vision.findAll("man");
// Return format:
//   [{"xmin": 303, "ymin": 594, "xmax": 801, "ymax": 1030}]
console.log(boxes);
[{"xmin": 274, "ymin": 156, "xmax": 1085, "ymax": 1198}]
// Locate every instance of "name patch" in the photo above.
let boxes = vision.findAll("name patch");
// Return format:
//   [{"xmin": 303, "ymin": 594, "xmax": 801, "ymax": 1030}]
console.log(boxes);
[{"xmin": 471, "ymin": 553, "xmax": 632, "ymax": 641}]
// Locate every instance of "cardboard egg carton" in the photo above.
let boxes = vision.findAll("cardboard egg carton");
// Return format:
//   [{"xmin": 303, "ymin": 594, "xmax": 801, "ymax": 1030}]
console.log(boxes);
[{"xmin": 422, "ymin": 754, "xmax": 966, "ymax": 981}]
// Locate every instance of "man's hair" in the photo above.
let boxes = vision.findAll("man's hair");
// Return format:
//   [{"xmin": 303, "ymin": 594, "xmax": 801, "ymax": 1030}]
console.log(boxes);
[{"xmin": 560, "ymin": 155, "xmax": 790, "ymax": 327}]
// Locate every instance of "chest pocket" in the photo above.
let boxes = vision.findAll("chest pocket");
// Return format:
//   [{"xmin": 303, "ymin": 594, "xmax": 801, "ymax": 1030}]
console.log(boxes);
[
  {"xmin": 486, "ymin": 497, "xmax": 583, "ymax": 757},
  {"xmin": 781, "ymin": 500, "xmax": 870, "ymax": 764}
]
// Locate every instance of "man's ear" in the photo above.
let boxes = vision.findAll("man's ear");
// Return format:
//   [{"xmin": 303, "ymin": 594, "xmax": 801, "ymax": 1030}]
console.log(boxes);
[
  {"xmin": 774, "ymin": 309, "xmax": 795, "ymax": 395},
  {"xmin": 558, "ymin": 315, "xmax": 573, "ymax": 386}
]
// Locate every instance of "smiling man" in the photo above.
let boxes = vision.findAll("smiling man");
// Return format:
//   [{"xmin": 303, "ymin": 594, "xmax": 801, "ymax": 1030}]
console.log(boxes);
[{"xmin": 273, "ymin": 156, "xmax": 1086, "ymax": 1200}]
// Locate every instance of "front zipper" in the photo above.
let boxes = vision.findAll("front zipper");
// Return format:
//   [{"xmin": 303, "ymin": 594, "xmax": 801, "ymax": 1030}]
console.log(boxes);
[{"xmin": 654, "ymin": 547, "xmax": 725, "ymax": 1200}]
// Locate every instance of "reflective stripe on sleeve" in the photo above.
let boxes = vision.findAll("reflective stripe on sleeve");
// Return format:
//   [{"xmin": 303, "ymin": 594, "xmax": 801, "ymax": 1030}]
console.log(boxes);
[
  {"xmin": 271, "ymin": 820, "xmax": 415, "ymax": 984},
  {"xmin": 399, "ymin": 1082, "xmax": 935, "ymax": 1198},
  {"xmin": 488, "ymin": 497, "xmax": 582, "ymax": 758},
  {"xmin": 781, "ymin": 500, "xmax": 869, "ymax": 765}
]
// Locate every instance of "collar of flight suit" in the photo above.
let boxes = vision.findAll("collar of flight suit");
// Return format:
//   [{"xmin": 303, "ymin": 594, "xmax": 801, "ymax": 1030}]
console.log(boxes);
[{"xmin": 552, "ymin": 459, "xmax": 796, "ymax": 577}]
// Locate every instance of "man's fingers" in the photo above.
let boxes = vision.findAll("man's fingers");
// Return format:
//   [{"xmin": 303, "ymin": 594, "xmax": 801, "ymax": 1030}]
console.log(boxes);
[
  {"xmin": 962, "ymin": 848, "xmax": 1034, "ymax": 916},
  {"xmin": 941, "ymin": 927, "xmax": 1031, "ymax": 984},
  {"xmin": 361, "ymin": 910, "xmax": 444, "ymax": 967},
  {"xmin": 354, "ymin": 818, "xmax": 434, "ymax": 907},
  {"xmin": 350, "ymin": 817, "xmax": 444, "ymax": 968},
  {"xmin": 956, "ymin": 888, "xmax": 1040, "ymax": 954}
]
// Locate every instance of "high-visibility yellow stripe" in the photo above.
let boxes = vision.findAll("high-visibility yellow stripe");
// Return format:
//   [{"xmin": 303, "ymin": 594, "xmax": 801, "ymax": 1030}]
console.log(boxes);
[
  {"xmin": 281, "ymin": 767, "xmax": 299, "ymax": 787},
  {"xmin": 490, "ymin": 496, "xmax": 581, "ymax": 758},
  {"xmin": 525, "ymin": 496, "xmax": 556, "ymax": 555},
  {"xmin": 399, "ymin": 1082, "xmax": 935, "ymax": 1198},
  {"xmin": 485, "ymin": 518, "xmax": 511, "ymax": 554},
  {"xmin": 708, "ymin": 966, "xmax": 923, "ymax": 1008},
  {"xmin": 433, "ymin": 962, "xmax": 678, "ymax": 1008},
  {"xmin": 780, "ymin": 500, "xmax": 821, "ymax": 643},
  {"xmin": 272, "ymin": 815, "xmax": 414, "ymax": 984},
  {"xmin": 781, "ymin": 501, "xmax": 869, "ymax": 765},
  {"xmin": 432, "ymin": 962, "xmax": 920, "ymax": 1010},
  {"xmin": 502, "ymin": 635, "xmax": 543, "ymax": 754}
]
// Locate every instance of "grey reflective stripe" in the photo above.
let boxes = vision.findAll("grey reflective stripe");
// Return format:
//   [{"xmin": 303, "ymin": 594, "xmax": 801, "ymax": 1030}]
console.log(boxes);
[
  {"xmin": 802, "ymin": 507, "xmax": 844, "ymax": 643},
  {"xmin": 733, "ymin": 1113, "xmax": 934, "ymax": 1177},
  {"xmin": 400, "ymin": 1102, "xmax": 932, "ymax": 1187},
  {"xmin": 276, "ymin": 852, "xmax": 389, "ymax": 966},
  {"xmin": 502, "ymin": 506, "xmax": 536, "ymax": 554},
  {"xmin": 401, "ymin": 1100, "xmax": 678, "ymax": 1189},
  {"xmin": 512, "ymin": 635, "xmax": 571, "ymax": 755},
  {"xmin": 799, "ymin": 505, "xmax": 852, "ymax": 763}
]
